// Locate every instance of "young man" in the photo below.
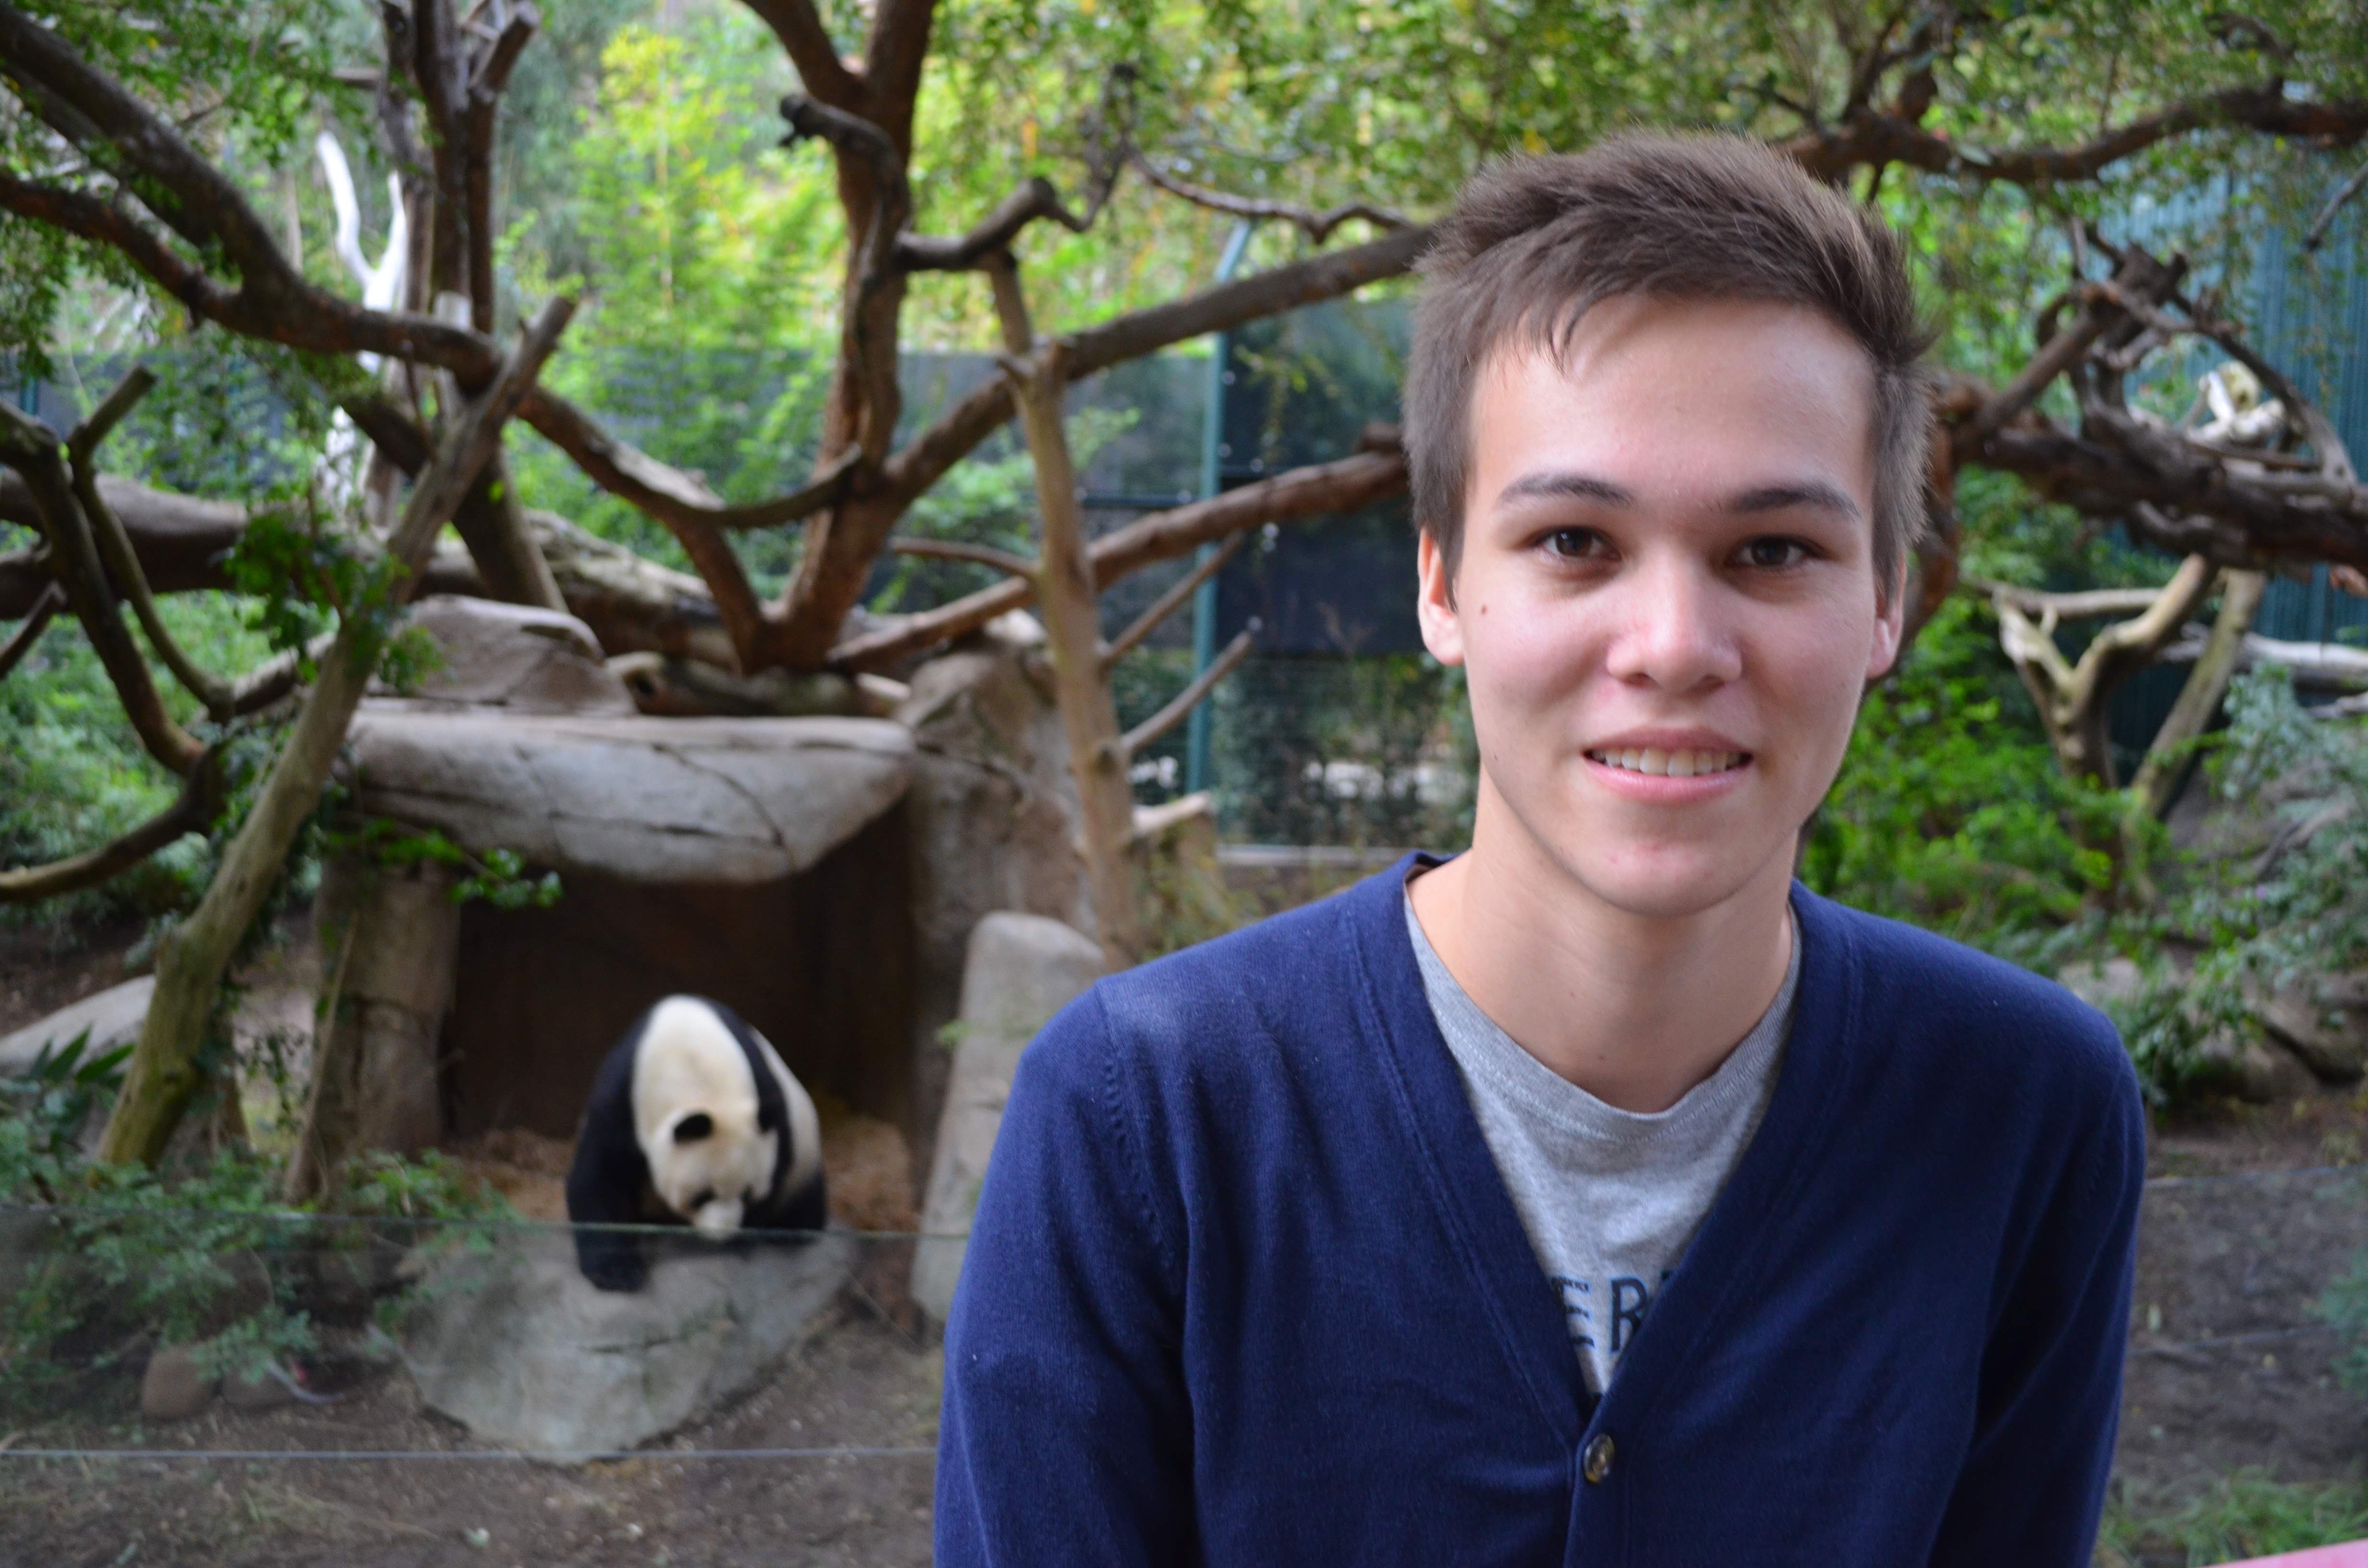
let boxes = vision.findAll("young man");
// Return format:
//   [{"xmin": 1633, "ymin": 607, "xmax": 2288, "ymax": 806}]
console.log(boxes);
[{"xmin": 937, "ymin": 135, "xmax": 2144, "ymax": 1566}]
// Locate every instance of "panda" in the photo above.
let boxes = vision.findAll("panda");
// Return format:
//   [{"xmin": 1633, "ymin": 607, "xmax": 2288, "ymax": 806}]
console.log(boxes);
[{"xmin": 564, "ymin": 994, "xmax": 827, "ymax": 1292}]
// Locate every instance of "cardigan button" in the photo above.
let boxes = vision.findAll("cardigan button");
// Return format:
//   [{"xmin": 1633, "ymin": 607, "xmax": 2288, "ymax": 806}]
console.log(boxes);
[{"xmin": 1581, "ymin": 1434, "xmax": 1616, "ymax": 1484}]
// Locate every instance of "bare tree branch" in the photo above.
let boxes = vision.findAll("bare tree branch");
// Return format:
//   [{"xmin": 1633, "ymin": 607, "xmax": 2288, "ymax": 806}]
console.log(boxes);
[
  {"xmin": 513, "ymin": 390, "xmax": 770, "ymax": 666},
  {"xmin": 0, "ymin": 398, "xmax": 203, "ymax": 774},
  {"xmin": 462, "ymin": 1, "xmax": 540, "ymax": 329},
  {"xmin": 739, "ymin": 0, "xmax": 863, "ymax": 110},
  {"xmin": 1110, "ymin": 623, "xmax": 1255, "ymax": 763},
  {"xmin": 1988, "ymin": 552, "xmax": 2219, "ymax": 784},
  {"xmin": 896, "ymin": 177, "xmax": 1099, "ymax": 271},
  {"xmin": 0, "ymin": 745, "xmax": 228, "ymax": 906},
  {"xmin": 860, "ymin": 0, "xmax": 937, "ymax": 154},
  {"xmin": 66, "ymin": 368, "xmax": 237, "ymax": 718},
  {"xmin": 1102, "ymin": 526, "xmax": 1249, "ymax": 672},
  {"xmin": 1126, "ymin": 152, "xmax": 1410, "ymax": 245},
  {"xmin": 878, "ymin": 224, "xmax": 1432, "ymax": 511},
  {"xmin": 2306, "ymin": 154, "xmax": 2368, "ymax": 251},
  {"xmin": 888, "ymin": 537, "xmax": 1037, "ymax": 576},
  {"xmin": 1961, "ymin": 579, "xmax": 2169, "ymax": 620},
  {"xmin": 1780, "ymin": 81, "xmax": 2368, "ymax": 187},
  {"xmin": 832, "ymin": 445, "xmax": 1408, "ymax": 670},
  {"xmin": 0, "ymin": 579, "xmax": 63, "ymax": 683}
]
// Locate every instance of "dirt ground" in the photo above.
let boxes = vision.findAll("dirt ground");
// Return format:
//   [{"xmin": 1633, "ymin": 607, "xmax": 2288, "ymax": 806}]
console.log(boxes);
[
  {"xmin": 4, "ymin": 921, "xmax": 2368, "ymax": 1564},
  {"xmin": 0, "ymin": 1296, "xmax": 941, "ymax": 1568}
]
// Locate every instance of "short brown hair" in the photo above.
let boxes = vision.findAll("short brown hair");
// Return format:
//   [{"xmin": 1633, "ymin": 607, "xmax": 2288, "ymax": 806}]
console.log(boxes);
[{"xmin": 1405, "ymin": 134, "xmax": 1934, "ymax": 602}]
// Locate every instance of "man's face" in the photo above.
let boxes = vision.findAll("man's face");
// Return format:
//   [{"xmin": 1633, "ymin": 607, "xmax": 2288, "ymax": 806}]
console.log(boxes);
[{"xmin": 1417, "ymin": 294, "xmax": 1902, "ymax": 920}]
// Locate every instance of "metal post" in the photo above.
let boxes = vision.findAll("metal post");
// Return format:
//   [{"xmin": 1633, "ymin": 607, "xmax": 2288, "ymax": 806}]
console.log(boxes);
[{"xmin": 1187, "ymin": 223, "xmax": 1254, "ymax": 797}]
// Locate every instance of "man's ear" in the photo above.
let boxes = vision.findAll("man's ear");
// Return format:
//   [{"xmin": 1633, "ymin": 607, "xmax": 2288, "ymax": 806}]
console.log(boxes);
[
  {"xmin": 1416, "ymin": 527, "xmax": 1467, "ymax": 668},
  {"xmin": 1865, "ymin": 564, "xmax": 1908, "ymax": 681}
]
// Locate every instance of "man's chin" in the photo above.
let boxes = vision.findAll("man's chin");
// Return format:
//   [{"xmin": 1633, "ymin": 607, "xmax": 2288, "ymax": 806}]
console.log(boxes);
[{"xmin": 1541, "ymin": 840, "xmax": 1789, "ymax": 923}]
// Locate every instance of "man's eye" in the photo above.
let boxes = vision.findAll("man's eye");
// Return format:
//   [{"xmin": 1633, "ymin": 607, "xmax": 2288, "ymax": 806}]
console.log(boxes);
[
  {"xmin": 1545, "ymin": 527, "xmax": 1611, "ymax": 560},
  {"xmin": 1739, "ymin": 537, "xmax": 1811, "ymax": 569}
]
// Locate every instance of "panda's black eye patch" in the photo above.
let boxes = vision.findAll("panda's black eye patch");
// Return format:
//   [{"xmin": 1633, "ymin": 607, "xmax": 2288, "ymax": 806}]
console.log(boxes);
[{"xmin": 674, "ymin": 1113, "xmax": 715, "ymax": 1144}]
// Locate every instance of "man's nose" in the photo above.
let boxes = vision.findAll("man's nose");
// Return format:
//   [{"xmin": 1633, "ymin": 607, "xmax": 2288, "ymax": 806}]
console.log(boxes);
[{"xmin": 1601, "ymin": 556, "xmax": 1742, "ymax": 692}]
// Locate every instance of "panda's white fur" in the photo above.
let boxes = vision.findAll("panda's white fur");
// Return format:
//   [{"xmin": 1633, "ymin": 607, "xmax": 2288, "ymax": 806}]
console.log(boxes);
[{"xmin": 632, "ymin": 996, "xmax": 821, "ymax": 1239}]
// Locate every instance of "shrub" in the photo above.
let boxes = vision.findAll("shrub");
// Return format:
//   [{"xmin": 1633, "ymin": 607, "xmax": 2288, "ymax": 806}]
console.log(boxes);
[
  {"xmin": 0, "ymin": 1096, "xmax": 511, "ymax": 1421},
  {"xmin": 1802, "ymin": 598, "xmax": 2130, "ymax": 965},
  {"xmin": 2097, "ymin": 1472, "xmax": 2368, "ymax": 1566}
]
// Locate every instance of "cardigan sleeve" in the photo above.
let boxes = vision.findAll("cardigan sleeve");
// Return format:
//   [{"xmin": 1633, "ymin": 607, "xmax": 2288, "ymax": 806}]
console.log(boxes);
[
  {"xmin": 935, "ymin": 988, "xmax": 1196, "ymax": 1568},
  {"xmin": 1925, "ymin": 1038, "xmax": 2146, "ymax": 1568}
]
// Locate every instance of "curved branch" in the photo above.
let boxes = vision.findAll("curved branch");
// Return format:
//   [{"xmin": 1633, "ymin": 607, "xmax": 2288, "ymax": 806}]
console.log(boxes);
[
  {"xmin": 1780, "ymin": 83, "xmax": 2368, "ymax": 187},
  {"xmin": 62, "ymin": 366, "xmax": 235, "ymax": 717},
  {"xmin": 0, "ymin": 579, "xmax": 63, "ymax": 682},
  {"xmin": 739, "ymin": 0, "xmax": 864, "ymax": 111},
  {"xmin": 0, "ymin": 400, "xmax": 202, "ymax": 774},
  {"xmin": 896, "ymin": 177, "xmax": 1097, "ymax": 271},
  {"xmin": 515, "ymin": 389, "xmax": 769, "ymax": 666},
  {"xmin": 0, "ymin": 743, "xmax": 227, "ymax": 905},
  {"xmin": 76, "ymin": 468, "xmax": 234, "ymax": 717},
  {"xmin": 1962, "ymin": 579, "xmax": 2168, "ymax": 621},
  {"xmin": 1102, "ymin": 526, "xmax": 1249, "ymax": 671},
  {"xmin": 887, "ymin": 537, "xmax": 1037, "ymax": 576},
  {"xmin": 2306, "ymin": 154, "xmax": 2368, "ymax": 251},
  {"xmin": 0, "ymin": 0, "xmax": 275, "ymax": 261},
  {"xmin": 65, "ymin": 363, "xmax": 157, "ymax": 466},
  {"xmin": 1110, "ymin": 623, "xmax": 1256, "ymax": 763},
  {"xmin": 833, "ymin": 445, "xmax": 1407, "ymax": 671},
  {"xmin": 1127, "ymin": 152, "xmax": 1410, "ymax": 244},
  {"xmin": 877, "ymin": 223, "xmax": 1432, "ymax": 510}
]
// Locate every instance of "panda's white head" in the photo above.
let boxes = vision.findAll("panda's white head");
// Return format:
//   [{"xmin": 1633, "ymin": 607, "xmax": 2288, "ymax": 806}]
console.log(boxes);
[{"xmin": 631, "ymin": 997, "xmax": 779, "ymax": 1240}]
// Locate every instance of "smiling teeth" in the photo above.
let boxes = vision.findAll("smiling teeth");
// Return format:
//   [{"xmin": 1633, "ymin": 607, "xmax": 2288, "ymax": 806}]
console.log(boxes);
[{"xmin": 1589, "ymin": 748, "xmax": 1747, "ymax": 777}]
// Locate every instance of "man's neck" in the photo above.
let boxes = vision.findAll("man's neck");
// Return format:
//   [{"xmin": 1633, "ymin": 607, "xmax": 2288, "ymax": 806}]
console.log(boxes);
[{"xmin": 1407, "ymin": 807, "xmax": 1796, "ymax": 1115}]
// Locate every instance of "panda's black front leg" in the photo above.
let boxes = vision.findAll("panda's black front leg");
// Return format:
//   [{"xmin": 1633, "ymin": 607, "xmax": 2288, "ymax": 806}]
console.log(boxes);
[
  {"xmin": 566, "ymin": 1068, "xmax": 654, "ymax": 1292},
  {"xmin": 573, "ymin": 1217, "xmax": 648, "ymax": 1292},
  {"xmin": 741, "ymin": 1172, "xmax": 829, "ymax": 1252},
  {"xmin": 780, "ymin": 1172, "xmax": 829, "ymax": 1242}
]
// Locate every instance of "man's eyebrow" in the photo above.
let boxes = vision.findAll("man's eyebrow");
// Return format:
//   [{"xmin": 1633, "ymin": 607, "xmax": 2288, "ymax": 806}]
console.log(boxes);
[
  {"xmin": 1496, "ymin": 471, "xmax": 1636, "ymax": 508},
  {"xmin": 1727, "ymin": 481, "xmax": 1862, "ymax": 519}
]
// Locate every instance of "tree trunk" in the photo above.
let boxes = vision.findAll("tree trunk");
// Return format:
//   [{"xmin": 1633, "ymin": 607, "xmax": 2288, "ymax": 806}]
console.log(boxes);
[
  {"xmin": 451, "ymin": 452, "xmax": 566, "ymax": 612},
  {"xmin": 97, "ymin": 300, "xmax": 572, "ymax": 1166},
  {"xmin": 987, "ymin": 256, "xmax": 1138, "ymax": 969},
  {"xmin": 284, "ymin": 854, "xmax": 461, "ymax": 1201},
  {"xmin": 2129, "ymin": 569, "xmax": 2269, "ymax": 821}
]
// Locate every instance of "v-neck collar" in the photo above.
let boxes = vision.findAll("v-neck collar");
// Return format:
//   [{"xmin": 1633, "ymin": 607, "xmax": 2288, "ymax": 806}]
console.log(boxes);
[{"xmin": 1343, "ymin": 854, "xmax": 1863, "ymax": 1447}]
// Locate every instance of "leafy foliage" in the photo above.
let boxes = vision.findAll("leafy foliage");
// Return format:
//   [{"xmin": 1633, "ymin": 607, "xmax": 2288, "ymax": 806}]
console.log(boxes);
[
  {"xmin": 324, "ymin": 818, "xmax": 564, "ymax": 912},
  {"xmin": 2097, "ymin": 1471, "xmax": 2368, "ymax": 1567},
  {"xmin": 0, "ymin": 1029, "xmax": 130, "ymax": 1161},
  {"xmin": 1802, "ymin": 598, "xmax": 2129, "ymax": 963},
  {"xmin": 0, "ymin": 595, "xmax": 278, "ymax": 928},
  {"xmin": 2103, "ymin": 674, "xmax": 2368, "ymax": 1100},
  {"xmin": 0, "ymin": 1098, "xmax": 510, "ymax": 1417}
]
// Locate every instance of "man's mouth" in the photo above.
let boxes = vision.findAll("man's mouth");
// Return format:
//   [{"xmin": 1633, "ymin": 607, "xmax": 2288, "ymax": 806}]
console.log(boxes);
[{"xmin": 1584, "ymin": 747, "xmax": 1751, "ymax": 778}]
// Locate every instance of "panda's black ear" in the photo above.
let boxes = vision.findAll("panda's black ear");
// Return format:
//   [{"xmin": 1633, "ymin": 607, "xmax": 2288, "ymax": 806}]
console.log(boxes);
[{"xmin": 674, "ymin": 1112, "xmax": 715, "ymax": 1144}]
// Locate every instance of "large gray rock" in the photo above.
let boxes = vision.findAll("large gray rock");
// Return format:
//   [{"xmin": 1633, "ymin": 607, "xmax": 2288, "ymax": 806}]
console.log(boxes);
[
  {"xmin": 2254, "ymin": 975, "xmax": 2368, "ymax": 1085},
  {"xmin": 897, "ymin": 614, "xmax": 1092, "ymax": 1174},
  {"xmin": 0, "ymin": 973, "xmax": 312, "ymax": 1081},
  {"xmin": 345, "ymin": 711, "xmax": 913, "ymax": 884},
  {"xmin": 0, "ymin": 974, "xmax": 154, "ymax": 1078},
  {"xmin": 400, "ymin": 1227, "xmax": 853, "ymax": 1455},
  {"xmin": 910, "ymin": 911, "xmax": 1105, "ymax": 1323},
  {"xmin": 373, "ymin": 595, "xmax": 635, "ymax": 714}
]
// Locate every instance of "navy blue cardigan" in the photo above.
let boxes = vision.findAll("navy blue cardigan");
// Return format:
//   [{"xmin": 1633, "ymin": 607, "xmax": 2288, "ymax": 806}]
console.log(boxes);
[{"xmin": 937, "ymin": 862, "xmax": 2145, "ymax": 1566}]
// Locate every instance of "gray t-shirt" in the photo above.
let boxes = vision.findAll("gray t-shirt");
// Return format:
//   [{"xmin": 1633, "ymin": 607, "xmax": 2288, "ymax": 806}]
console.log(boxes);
[{"xmin": 1405, "ymin": 884, "xmax": 1798, "ymax": 1395}]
